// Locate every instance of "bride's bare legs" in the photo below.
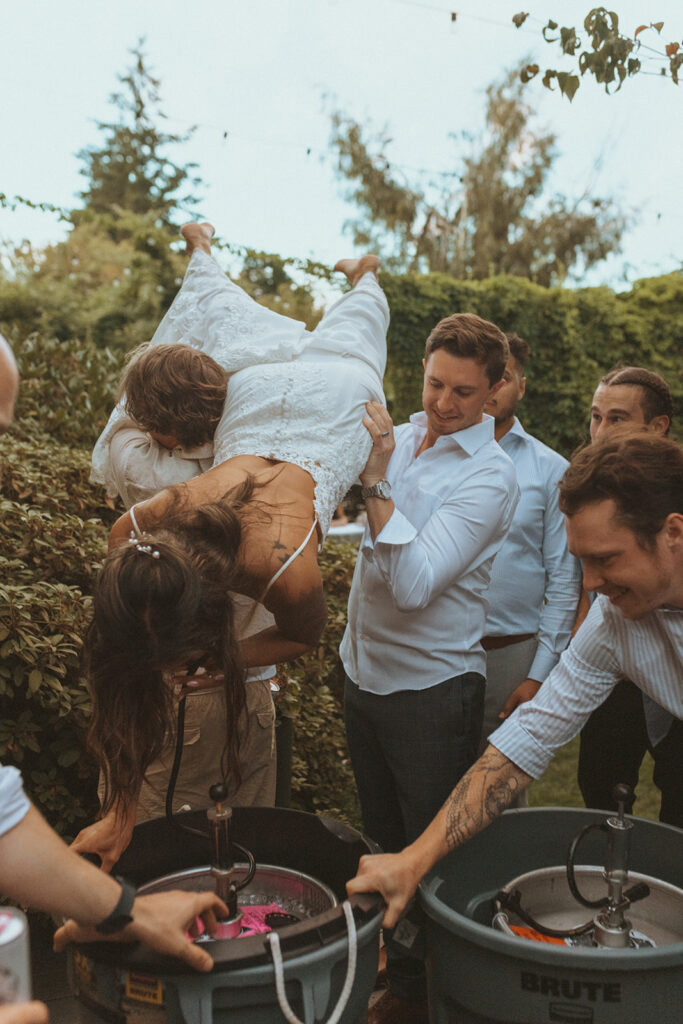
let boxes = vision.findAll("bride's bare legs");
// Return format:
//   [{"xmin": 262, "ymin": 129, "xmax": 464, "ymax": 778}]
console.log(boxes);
[
  {"xmin": 334, "ymin": 255, "xmax": 380, "ymax": 287},
  {"xmin": 181, "ymin": 221, "xmax": 215, "ymax": 257}
]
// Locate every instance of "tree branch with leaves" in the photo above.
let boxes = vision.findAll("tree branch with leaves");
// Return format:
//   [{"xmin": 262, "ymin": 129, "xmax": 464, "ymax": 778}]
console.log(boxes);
[{"xmin": 514, "ymin": 7, "xmax": 681, "ymax": 100}]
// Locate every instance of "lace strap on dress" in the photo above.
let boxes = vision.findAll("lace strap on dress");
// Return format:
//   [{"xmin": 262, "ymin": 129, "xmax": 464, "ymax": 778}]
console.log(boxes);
[{"xmin": 261, "ymin": 518, "xmax": 319, "ymax": 600}]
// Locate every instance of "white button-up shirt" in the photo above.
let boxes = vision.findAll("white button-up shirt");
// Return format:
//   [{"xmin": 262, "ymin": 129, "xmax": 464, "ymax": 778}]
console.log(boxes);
[
  {"xmin": 484, "ymin": 418, "xmax": 581, "ymax": 681},
  {"xmin": 340, "ymin": 413, "xmax": 519, "ymax": 693},
  {"xmin": 490, "ymin": 595, "xmax": 683, "ymax": 777},
  {"xmin": 108, "ymin": 423, "xmax": 215, "ymax": 509}
]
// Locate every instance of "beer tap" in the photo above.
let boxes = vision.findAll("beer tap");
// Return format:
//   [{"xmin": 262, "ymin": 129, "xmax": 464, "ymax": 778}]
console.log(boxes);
[{"xmin": 206, "ymin": 783, "xmax": 257, "ymax": 938}]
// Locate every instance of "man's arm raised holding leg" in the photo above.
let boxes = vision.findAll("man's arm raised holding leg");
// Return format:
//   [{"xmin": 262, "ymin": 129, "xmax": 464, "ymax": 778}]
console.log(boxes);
[{"xmin": 347, "ymin": 745, "xmax": 531, "ymax": 927}]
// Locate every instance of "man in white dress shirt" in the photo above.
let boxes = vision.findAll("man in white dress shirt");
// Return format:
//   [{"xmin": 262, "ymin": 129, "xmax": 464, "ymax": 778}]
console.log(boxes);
[
  {"xmin": 347, "ymin": 432, "xmax": 683, "ymax": 931},
  {"xmin": 479, "ymin": 334, "xmax": 581, "ymax": 758},
  {"xmin": 340, "ymin": 313, "xmax": 519, "ymax": 1022}
]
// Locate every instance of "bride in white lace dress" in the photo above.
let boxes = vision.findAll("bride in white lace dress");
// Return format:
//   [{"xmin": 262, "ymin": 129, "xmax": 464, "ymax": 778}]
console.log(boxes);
[
  {"xmin": 76, "ymin": 224, "xmax": 391, "ymax": 863},
  {"xmin": 92, "ymin": 223, "xmax": 388, "ymax": 539}
]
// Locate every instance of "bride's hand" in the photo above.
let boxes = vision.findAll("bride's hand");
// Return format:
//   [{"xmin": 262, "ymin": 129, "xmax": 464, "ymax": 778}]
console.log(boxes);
[
  {"xmin": 361, "ymin": 401, "xmax": 395, "ymax": 486},
  {"xmin": 71, "ymin": 804, "xmax": 136, "ymax": 874}
]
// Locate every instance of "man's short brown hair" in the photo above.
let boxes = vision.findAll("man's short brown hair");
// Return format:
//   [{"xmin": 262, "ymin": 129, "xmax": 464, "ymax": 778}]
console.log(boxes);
[
  {"xmin": 425, "ymin": 313, "xmax": 509, "ymax": 385},
  {"xmin": 121, "ymin": 343, "xmax": 228, "ymax": 448},
  {"xmin": 599, "ymin": 365, "xmax": 673, "ymax": 433},
  {"xmin": 559, "ymin": 433, "xmax": 683, "ymax": 548},
  {"xmin": 505, "ymin": 332, "xmax": 530, "ymax": 370}
]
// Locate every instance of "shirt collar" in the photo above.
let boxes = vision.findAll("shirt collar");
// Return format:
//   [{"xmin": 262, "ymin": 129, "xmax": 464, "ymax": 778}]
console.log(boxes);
[
  {"xmin": 408, "ymin": 411, "xmax": 495, "ymax": 456},
  {"xmin": 498, "ymin": 416, "xmax": 529, "ymax": 446}
]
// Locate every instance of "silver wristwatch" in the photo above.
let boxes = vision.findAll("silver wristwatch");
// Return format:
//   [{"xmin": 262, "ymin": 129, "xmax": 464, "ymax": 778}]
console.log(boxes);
[{"xmin": 361, "ymin": 479, "xmax": 392, "ymax": 500}]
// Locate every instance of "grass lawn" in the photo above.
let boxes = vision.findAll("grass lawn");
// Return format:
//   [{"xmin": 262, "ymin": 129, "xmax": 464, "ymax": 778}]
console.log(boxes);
[{"xmin": 527, "ymin": 735, "xmax": 661, "ymax": 821}]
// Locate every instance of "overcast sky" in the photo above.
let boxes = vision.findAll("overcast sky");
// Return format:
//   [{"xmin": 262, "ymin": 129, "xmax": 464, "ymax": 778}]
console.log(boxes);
[{"xmin": 2, "ymin": 0, "xmax": 681, "ymax": 289}]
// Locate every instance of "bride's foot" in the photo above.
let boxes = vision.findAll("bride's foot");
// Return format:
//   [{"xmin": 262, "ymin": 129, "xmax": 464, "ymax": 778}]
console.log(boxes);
[
  {"xmin": 334, "ymin": 255, "xmax": 380, "ymax": 286},
  {"xmin": 181, "ymin": 222, "xmax": 215, "ymax": 256}
]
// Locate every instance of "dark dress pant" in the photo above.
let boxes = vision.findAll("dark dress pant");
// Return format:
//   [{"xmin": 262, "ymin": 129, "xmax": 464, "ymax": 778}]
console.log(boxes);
[
  {"xmin": 344, "ymin": 671, "xmax": 485, "ymax": 999},
  {"xmin": 578, "ymin": 678, "xmax": 683, "ymax": 829}
]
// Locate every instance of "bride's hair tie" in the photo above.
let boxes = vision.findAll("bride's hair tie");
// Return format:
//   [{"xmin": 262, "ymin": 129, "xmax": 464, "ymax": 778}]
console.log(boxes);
[{"xmin": 128, "ymin": 532, "xmax": 160, "ymax": 559}]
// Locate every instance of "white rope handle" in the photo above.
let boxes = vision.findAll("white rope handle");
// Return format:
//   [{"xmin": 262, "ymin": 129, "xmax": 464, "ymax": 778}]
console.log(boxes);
[{"xmin": 267, "ymin": 899, "xmax": 358, "ymax": 1024}]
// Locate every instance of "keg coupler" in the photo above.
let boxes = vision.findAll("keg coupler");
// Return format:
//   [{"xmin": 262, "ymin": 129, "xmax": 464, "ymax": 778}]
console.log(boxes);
[{"xmin": 495, "ymin": 785, "xmax": 652, "ymax": 948}]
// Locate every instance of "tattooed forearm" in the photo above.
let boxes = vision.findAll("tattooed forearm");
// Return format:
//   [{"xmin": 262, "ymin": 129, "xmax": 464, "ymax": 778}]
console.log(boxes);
[{"xmin": 444, "ymin": 746, "xmax": 531, "ymax": 852}]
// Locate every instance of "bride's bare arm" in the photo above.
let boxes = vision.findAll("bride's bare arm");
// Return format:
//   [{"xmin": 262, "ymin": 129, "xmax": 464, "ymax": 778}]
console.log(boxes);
[{"xmin": 241, "ymin": 536, "xmax": 327, "ymax": 663}]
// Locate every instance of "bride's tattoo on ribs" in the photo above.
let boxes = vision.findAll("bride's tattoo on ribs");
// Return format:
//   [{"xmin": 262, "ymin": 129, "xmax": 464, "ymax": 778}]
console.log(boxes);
[{"xmin": 272, "ymin": 539, "xmax": 291, "ymax": 566}]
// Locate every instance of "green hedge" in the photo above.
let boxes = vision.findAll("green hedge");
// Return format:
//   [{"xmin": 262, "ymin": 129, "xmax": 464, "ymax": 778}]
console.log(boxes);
[{"xmin": 381, "ymin": 270, "xmax": 682, "ymax": 455}]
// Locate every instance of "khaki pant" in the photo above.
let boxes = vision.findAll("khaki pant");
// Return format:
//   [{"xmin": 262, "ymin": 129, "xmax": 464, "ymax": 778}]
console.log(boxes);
[{"xmin": 135, "ymin": 678, "xmax": 277, "ymax": 823}]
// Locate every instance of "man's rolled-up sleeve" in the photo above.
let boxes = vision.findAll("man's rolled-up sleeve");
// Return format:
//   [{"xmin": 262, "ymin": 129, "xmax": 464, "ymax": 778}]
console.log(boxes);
[
  {"xmin": 490, "ymin": 599, "xmax": 623, "ymax": 777},
  {"xmin": 365, "ymin": 466, "xmax": 516, "ymax": 612}
]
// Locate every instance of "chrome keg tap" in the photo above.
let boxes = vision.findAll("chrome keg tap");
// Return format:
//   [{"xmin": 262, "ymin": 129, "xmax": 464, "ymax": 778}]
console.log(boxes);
[
  {"xmin": 207, "ymin": 783, "xmax": 235, "ymax": 905},
  {"xmin": 592, "ymin": 784, "xmax": 635, "ymax": 947},
  {"xmin": 207, "ymin": 782, "xmax": 243, "ymax": 936},
  {"xmin": 495, "ymin": 783, "xmax": 651, "ymax": 946},
  {"xmin": 205, "ymin": 783, "xmax": 258, "ymax": 938}
]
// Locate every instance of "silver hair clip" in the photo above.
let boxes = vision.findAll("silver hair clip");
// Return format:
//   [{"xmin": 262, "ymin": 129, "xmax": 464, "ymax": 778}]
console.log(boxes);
[{"xmin": 128, "ymin": 532, "xmax": 160, "ymax": 559}]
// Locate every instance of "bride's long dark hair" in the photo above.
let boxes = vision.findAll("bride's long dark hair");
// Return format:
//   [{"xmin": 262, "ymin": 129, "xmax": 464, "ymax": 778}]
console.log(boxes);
[{"xmin": 86, "ymin": 478, "xmax": 262, "ymax": 814}]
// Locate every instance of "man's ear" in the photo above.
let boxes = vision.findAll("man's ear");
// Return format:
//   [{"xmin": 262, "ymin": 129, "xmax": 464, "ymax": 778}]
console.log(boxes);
[
  {"xmin": 488, "ymin": 378, "xmax": 505, "ymax": 398},
  {"xmin": 662, "ymin": 512, "xmax": 683, "ymax": 551},
  {"xmin": 422, "ymin": 358, "xmax": 426, "ymax": 370},
  {"xmin": 519, "ymin": 375, "xmax": 527, "ymax": 399},
  {"xmin": 647, "ymin": 414, "xmax": 670, "ymax": 436}
]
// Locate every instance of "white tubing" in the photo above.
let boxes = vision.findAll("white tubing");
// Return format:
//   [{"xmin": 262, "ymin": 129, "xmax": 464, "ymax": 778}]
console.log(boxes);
[{"xmin": 267, "ymin": 899, "xmax": 358, "ymax": 1024}]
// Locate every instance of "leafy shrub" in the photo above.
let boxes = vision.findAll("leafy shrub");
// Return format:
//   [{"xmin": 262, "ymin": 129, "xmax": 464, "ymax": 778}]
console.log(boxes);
[
  {"xmin": 6, "ymin": 331, "xmax": 123, "ymax": 449},
  {"xmin": 0, "ymin": 575, "xmax": 96, "ymax": 830},
  {"xmin": 0, "ymin": 437, "xmax": 114, "ymax": 521},
  {"xmin": 0, "ymin": 500, "xmax": 105, "ymax": 591}
]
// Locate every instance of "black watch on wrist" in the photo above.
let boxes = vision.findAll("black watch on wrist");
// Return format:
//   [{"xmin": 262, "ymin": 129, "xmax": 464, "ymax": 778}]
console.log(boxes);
[
  {"xmin": 361, "ymin": 479, "xmax": 392, "ymax": 500},
  {"xmin": 95, "ymin": 877, "xmax": 136, "ymax": 935}
]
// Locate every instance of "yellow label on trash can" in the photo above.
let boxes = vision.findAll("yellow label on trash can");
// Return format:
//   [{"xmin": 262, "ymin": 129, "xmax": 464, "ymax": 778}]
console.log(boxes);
[{"xmin": 124, "ymin": 971, "xmax": 164, "ymax": 1005}]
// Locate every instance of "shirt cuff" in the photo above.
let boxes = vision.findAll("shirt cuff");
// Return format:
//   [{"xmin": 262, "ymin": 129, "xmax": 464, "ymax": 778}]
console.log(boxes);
[
  {"xmin": 527, "ymin": 644, "xmax": 561, "ymax": 684},
  {"xmin": 488, "ymin": 718, "xmax": 551, "ymax": 779},
  {"xmin": 361, "ymin": 507, "xmax": 418, "ymax": 552}
]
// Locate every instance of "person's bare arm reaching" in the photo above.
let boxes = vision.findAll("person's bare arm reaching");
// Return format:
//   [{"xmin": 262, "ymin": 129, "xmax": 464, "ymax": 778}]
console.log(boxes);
[{"xmin": 346, "ymin": 745, "xmax": 531, "ymax": 927}]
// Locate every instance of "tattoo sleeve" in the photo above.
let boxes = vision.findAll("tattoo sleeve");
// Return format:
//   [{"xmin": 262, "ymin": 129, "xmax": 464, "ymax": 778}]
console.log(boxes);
[{"xmin": 444, "ymin": 746, "xmax": 531, "ymax": 852}]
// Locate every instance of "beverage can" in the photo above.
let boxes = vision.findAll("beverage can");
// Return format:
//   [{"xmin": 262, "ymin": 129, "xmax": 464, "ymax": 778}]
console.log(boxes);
[{"xmin": 0, "ymin": 908, "xmax": 31, "ymax": 1003}]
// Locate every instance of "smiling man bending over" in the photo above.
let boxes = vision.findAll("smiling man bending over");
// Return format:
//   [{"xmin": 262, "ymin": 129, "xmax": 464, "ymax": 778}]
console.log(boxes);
[{"xmin": 347, "ymin": 432, "xmax": 683, "ymax": 928}]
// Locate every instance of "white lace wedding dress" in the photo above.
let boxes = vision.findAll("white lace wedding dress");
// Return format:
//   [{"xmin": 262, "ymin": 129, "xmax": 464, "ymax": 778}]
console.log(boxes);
[{"xmin": 92, "ymin": 251, "xmax": 388, "ymax": 536}]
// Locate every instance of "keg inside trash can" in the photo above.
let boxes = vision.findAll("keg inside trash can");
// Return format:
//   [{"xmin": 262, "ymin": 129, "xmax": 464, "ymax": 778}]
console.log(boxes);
[
  {"xmin": 67, "ymin": 806, "xmax": 384, "ymax": 1024},
  {"xmin": 138, "ymin": 861, "xmax": 338, "ymax": 939}
]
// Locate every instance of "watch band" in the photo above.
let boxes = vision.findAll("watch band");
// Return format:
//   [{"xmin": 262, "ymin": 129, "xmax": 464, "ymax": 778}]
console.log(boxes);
[
  {"xmin": 361, "ymin": 479, "xmax": 392, "ymax": 500},
  {"xmin": 95, "ymin": 877, "xmax": 136, "ymax": 935}
]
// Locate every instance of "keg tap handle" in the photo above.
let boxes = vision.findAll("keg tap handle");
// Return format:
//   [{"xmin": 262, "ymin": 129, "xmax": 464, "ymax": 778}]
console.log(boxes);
[
  {"xmin": 605, "ymin": 783, "xmax": 634, "ymax": 882},
  {"xmin": 592, "ymin": 783, "xmax": 637, "ymax": 947},
  {"xmin": 207, "ymin": 782, "xmax": 239, "ymax": 918}
]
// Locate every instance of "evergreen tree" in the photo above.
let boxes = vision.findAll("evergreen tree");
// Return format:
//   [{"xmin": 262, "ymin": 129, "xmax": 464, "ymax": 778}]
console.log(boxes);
[{"xmin": 76, "ymin": 41, "xmax": 201, "ymax": 228}]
